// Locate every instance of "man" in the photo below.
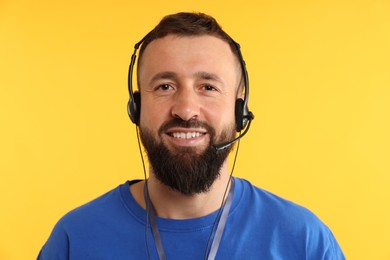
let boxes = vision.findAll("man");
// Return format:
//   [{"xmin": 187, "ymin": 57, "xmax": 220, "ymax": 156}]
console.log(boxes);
[{"xmin": 38, "ymin": 12, "xmax": 345, "ymax": 259}]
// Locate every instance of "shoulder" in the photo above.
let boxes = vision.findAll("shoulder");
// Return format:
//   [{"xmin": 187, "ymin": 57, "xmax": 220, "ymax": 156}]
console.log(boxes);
[
  {"xmin": 236, "ymin": 177, "xmax": 323, "ymax": 224},
  {"xmin": 38, "ymin": 181, "xmax": 132, "ymax": 259},
  {"xmin": 233, "ymin": 178, "xmax": 345, "ymax": 259},
  {"xmin": 60, "ymin": 182, "xmax": 125, "ymax": 225},
  {"xmin": 47, "ymin": 182, "xmax": 126, "ymax": 234}
]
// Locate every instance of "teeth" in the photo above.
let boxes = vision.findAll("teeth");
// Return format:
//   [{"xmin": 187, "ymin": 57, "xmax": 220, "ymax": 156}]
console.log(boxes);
[{"xmin": 172, "ymin": 132, "xmax": 202, "ymax": 139}]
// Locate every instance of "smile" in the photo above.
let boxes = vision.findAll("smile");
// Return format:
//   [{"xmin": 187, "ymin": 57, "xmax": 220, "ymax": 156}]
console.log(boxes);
[{"xmin": 171, "ymin": 132, "xmax": 204, "ymax": 139}]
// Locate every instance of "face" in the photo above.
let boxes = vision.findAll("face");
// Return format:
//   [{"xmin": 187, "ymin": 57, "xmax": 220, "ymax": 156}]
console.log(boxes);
[{"xmin": 138, "ymin": 35, "xmax": 241, "ymax": 195}]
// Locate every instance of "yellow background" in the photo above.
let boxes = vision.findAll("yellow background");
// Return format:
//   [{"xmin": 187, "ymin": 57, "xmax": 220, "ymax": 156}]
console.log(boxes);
[{"xmin": 1, "ymin": 0, "xmax": 389, "ymax": 259}]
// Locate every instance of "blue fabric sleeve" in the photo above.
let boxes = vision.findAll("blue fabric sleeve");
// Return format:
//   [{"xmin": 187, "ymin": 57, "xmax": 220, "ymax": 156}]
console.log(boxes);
[{"xmin": 38, "ymin": 219, "xmax": 70, "ymax": 260}]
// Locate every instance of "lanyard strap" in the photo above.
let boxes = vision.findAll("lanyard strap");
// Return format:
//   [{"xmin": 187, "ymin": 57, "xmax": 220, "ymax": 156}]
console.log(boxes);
[
  {"xmin": 144, "ymin": 180, "xmax": 235, "ymax": 260},
  {"xmin": 206, "ymin": 179, "xmax": 234, "ymax": 260},
  {"xmin": 144, "ymin": 185, "xmax": 167, "ymax": 260}
]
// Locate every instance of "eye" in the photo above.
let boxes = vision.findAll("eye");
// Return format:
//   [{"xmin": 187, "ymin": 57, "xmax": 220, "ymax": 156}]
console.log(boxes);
[
  {"xmin": 157, "ymin": 84, "xmax": 172, "ymax": 91},
  {"xmin": 152, "ymin": 83, "xmax": 175, "ymax": 96},
  {"xmin": 199, "ymin": 84, "xmax": 221, "ymax": 97},
  {"xmin": 203, "ymin": 85, "xmax": 217, "ymax": 91},
  {"xmin": 154, "ymin": 84, "xmax": 175, "ymax": 93}
]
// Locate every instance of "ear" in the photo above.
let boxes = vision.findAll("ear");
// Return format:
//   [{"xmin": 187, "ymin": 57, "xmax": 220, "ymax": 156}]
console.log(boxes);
[{"xmin": 236, "ymin": 82, "xmax": 245, "ymax": 100}]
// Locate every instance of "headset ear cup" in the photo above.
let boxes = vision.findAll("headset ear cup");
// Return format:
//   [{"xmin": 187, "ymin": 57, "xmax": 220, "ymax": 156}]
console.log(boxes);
[
  {"xmin": 128, "ymin": 91, "xmax": 141, "ymax": 125},
  {"xmin": 235, "ymin": 98, "xmax": 245, "ymax": 132}
]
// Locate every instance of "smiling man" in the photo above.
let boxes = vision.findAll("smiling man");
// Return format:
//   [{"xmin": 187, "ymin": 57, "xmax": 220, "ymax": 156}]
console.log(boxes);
[
  {"xmin": 136, "ymin": 34, "xmax": 238, "ymax": 198},
  {"xmin": 38, "ymin": 12, "xmax": 345, "ymax": 259}
]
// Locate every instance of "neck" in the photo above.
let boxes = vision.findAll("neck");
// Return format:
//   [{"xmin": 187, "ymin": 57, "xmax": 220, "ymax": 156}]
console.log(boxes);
[{"xmin": 130, "ymin": 161, "xmax": 232, "ymax": 219}]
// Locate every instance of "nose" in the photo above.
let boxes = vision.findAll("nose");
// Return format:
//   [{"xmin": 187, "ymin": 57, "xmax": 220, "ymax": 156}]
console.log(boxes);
[{"xmin": 171, "ymin": 88, "xmax": 200, "ymax": 121}]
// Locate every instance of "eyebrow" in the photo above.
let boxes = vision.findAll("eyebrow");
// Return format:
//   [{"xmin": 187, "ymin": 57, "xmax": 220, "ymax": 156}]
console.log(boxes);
[
  {"xmin": 150, "ymin": 71, "xmax": 224, "ymax": 85},
  {"xmin": 150, "ymin": 71, "xmax": 177, "ymax": 85},
  {"xmin": 194, "ymin": 71, "xmax": 224, "ymax": 85}
]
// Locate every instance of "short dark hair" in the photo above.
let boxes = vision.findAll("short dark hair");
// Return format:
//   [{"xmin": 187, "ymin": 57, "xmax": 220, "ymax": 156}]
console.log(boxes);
[{"xmin": 137, "ymin": 12, "xmax": 243, "ymax": 88}]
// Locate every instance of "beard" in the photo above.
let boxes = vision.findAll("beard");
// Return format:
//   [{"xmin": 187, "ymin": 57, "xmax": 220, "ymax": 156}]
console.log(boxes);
[{"xmin": 139, "ymin": 118, "xmax": 236, "ymax": 196}]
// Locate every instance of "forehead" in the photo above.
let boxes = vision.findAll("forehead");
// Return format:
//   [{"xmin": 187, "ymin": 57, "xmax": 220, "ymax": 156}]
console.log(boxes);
[
  {"xmin": 137, "ymin": 35, "xmax": 241, "ymax": 86},
  {"xmin": 140, "ymin": 34, "xmax": 235, "ymax": 57}
]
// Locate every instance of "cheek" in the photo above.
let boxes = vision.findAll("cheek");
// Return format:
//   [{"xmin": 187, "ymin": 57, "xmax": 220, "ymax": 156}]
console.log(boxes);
[
  {"xmin": 204, "ymin": 102, "xmax": 236, "ymax": 130},
  {"xmin": 139, "ymin": 103, "xmax": 167, "ymax": 130}
]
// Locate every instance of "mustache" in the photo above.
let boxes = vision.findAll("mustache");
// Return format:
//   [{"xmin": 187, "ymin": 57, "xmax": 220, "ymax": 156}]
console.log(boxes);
[{"xmin": 158, "ymin": 118, "xmax": 214, "ymax": 135}]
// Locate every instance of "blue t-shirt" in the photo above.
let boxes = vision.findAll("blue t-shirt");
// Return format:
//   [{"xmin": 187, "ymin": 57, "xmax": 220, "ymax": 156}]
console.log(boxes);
[{"xmin": 38, "ymin": 178, "xmax": 345, "ymax": 259}]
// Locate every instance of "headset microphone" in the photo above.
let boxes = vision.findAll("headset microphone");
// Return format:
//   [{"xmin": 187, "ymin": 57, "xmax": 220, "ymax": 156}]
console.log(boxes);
[{"xmin": 213, "ymin": 113, "xmax": 254, "ymax": 151}]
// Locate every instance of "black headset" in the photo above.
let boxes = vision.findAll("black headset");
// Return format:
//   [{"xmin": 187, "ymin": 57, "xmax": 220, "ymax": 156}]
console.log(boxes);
[{"xmin": 127, "ymin": 34, "xmax": 254, "ymax": 132}]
